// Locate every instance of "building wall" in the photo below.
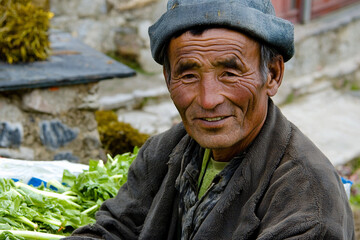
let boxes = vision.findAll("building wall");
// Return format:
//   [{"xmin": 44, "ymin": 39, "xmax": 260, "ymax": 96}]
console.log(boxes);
[{"xmin": 0, "ymin": 84, "xmax": 103, "ymax": 164}]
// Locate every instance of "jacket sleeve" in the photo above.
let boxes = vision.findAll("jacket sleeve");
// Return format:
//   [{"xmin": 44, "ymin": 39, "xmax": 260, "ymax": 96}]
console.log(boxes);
[
  {"xmin": 61, "ymin": 136, "xmax": 160, "ymax": 240},
  {"xmin": 255, "ymin": 151, "xmax": 355, "ymax": 240},
  {"xmin": 62, "ymin": 123, "xmax": 187, "ymax": 240}
]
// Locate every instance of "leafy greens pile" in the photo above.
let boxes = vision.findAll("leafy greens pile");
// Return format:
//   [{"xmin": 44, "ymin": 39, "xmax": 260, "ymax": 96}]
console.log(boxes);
[{"xmin": 0, "ymin": 149, "xmax": 137, "ymax": 240}]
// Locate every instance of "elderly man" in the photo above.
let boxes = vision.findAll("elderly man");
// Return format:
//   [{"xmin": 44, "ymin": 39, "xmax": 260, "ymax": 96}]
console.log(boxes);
[{"xmin": 64, "ymin": 0, "xmax": 355, "ymax": 239}]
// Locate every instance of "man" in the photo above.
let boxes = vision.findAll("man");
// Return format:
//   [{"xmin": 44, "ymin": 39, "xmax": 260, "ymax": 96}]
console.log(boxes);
[{"xmin": 64, "ymin": 0, "xmax": 355, "ymax": 239}]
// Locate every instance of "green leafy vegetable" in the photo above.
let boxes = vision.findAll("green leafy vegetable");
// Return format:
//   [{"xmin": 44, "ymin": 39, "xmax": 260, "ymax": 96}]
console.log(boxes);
[{"xmin": 0, "ymin": 149, "xmax": 138, "ymax": 239}]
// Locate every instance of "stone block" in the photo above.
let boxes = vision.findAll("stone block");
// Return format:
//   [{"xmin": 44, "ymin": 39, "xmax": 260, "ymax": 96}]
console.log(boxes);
[
  {"xmin": 54, "ymin": 152, "xmax": 80, "ymax": 162},
  {"xmin": 50, "ymin": 0, "xmax": 79, "ymax": 16},
  {"xmin": 0, "ymin": 97, "xmax": 24, "ymax": 122},
  {"xmin": 295, "ymin": 36, "xmax": 321, "ymax": 77},
  {"xmin": 0, "ymin": 147, "xmax": 34, "ymax": 160},
  {"xmin": 72, "ymin": 19, "xmax": 110, "ymax": 52},
  {"xmin": 139, "ymin": 48, "xmax": 162, "ymax": 73},
  {"xmin": 82, "ymin": 130, "xmax": 101, "ymax": 151},
  {"xmin": 77, "ymin": 0, "xmax": 107, "ymax": 17},
  {"xmin": 40, "ymin": 120, "xmax": 79, "ymax": 149},
  {"xmin": 138, "ymin": 20, "xmax": 152, "ymax": 48},
  {"xmin": 114, "ymin": 27, "xmax": 142, "ymax": 60},
  {"xmin": 51, "ymin": 15, "xmax": 79, "ymax": 33},
  {"xmin": 318, "ymin": 31, "xmax": 338, "ymax": 67},
  {"xmin": 78, "ymin": 87, "xmax": 100, "ymax": 110},
  {"xmin": 0, "ymin": 122, "xmax": 22, "ymax": 148},
  {"xmin": 22, "ymin": 88, "xmax": 78, "ymax": 115},
  {"xmin": 50, "ymin": 0, "xmax": 107, "ymax": 17}
]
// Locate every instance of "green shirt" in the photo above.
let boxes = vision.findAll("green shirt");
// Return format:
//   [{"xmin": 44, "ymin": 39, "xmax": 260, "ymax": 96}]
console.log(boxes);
[{"xmin": 198, "ymin": 149, "xmax": 229, "ymax": 198}]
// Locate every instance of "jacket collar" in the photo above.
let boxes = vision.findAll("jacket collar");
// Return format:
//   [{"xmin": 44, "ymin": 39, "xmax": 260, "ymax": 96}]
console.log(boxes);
[
  {"xmin": 215, "ymin": 98, "xmax": 292, "ymax": 237},
  {"xmin": 167, "ymin": 99, "xmax": 293, "ymax": 237}
]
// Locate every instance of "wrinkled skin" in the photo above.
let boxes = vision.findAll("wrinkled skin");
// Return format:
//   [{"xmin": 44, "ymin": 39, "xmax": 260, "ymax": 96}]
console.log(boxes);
[{"xmin": 165, "ymin": 28, "xmax": 284, "ymax": 162}]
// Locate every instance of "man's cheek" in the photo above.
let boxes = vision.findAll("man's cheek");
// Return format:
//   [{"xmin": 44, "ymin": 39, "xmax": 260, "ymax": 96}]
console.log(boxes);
[{"xmin": 170, "ymin": 88, "xmax": 195, "ymax": 109}]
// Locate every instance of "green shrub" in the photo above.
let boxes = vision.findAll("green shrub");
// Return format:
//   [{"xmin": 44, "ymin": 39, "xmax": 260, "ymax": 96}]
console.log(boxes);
[
  {"xmin": 95, "ymin": 110, "xmax": 150, "ymax": 156},
  {"xmin": 0, "ymin": 0, "xmax": 53, "ymax": 64}
]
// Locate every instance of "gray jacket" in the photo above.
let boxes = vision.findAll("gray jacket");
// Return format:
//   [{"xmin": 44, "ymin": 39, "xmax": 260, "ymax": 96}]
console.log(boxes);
[{"xmin": 65, "ymin": 100, "xmax": 354, "ymax": 239}]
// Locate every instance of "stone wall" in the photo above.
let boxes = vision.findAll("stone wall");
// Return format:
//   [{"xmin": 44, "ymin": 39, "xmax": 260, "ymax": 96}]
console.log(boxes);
[
  {"xmin": 50, "ymin": 0, "xmax": 164, "ymax": 73},
  {"xmin": 276, "ymin": 5, "xmax": 360, "ymax": 104},
  {"xmin": 50, "ymin": 0, "xmax": 360, "ymax": 103},
  {"xmin": 0, "ymin": 83, "xmax": 102, "ymax": 164}
]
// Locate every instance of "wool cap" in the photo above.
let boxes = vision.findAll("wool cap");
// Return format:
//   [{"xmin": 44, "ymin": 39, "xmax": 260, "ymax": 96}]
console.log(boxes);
[{"xmin": 149, "ymin": 0, "xmax": 295, "ymax": 64}]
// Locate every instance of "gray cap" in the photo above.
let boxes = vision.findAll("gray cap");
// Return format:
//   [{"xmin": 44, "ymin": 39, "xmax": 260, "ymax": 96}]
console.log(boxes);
[{"xmin": 149, "ymin": 0, "xmax": 295, "ymax": 64}]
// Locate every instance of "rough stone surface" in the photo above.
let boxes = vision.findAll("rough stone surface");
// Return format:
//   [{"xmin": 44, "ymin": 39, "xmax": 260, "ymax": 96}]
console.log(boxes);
[
  {"xmin": 21, "ymin": 83, "xmax": 100, "ymax": 114},
  {"xmin": 53, "ymin": 152, "xmax": 80, "ymax": 162},
  {"xmin": 1, "ymin": 83, "xmax": 102, "ymax": 164},
  {"xmin": 0, "ymin": 147, "xmax": 35, "ymax": 160},
  {"xmin": 274, "ymin": 54, "xmax": 360, "ymax": 105},
  {"xmin": 50, "ymin": 0, "xmax": 162, "ymax": 64},
  {"xmin": 117, "ymin": 110, "xmax": 159, "ymax": 135},
  {"xmin": 138, "ymin": 20, "xmax": 152, "ymax": 48},
  {"xmin": 71, "ymin": 19, "xmax": 112, "ymax": 52},
  {"xmin": 0, "ymin": 97, "xmax": 24, "ymax": 122},
  {"xmin": 114, "ymin": 27, "xmax": 143, "ymax": 60},
  {"xmin": 50, "ymin": 0, "xmax": 107, "ymax": 17},
  {"xmin": 117, "ymin": 101, "xmax": 179, "ymax": 135},
  {"xmin": 139, "ymin": 48, "xmax": 162, "ymax": 73},
  {"xmin": 22, "ymin": 88, "xmax": 77, "ymax": 114},
  {"xmin": 76, "ymin": 0, "xmax": 107, "ymax": 17},
  {"xmin": 0, "ymin": 122, "xmax": 22, "ymax": 148},
  {"xmin": 39, "ymin": 120, "xmax": 79, "ymax": 150}
]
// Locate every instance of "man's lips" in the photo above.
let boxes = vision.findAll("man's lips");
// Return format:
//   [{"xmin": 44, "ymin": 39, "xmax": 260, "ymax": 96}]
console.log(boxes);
[
  {"xmin": 202, "ymin": 116, "xmax": 226, "ymax": 122},
  {"xmin": 195, "ymin": 115, "xmax": 233, "ymax": 123}
]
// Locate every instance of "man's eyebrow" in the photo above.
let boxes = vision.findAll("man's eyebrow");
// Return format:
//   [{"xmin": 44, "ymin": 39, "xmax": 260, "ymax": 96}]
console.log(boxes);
[
  {"xmin": 174, "ymin": 61, "xmax": 201, "ymax": 76},
  {"xmin": 214, "ymin": 57, "xmax": 242, "ymax": 69}
]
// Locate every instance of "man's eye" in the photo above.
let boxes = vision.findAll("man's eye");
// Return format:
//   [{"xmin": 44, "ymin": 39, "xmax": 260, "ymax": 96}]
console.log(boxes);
[
  {"xmin": 222, "ymin": 72, "xmax": 237, "ymax": 77},
  {"xmin": 183, "ymin": 74, "xmax": 196, "ymax": 79}
]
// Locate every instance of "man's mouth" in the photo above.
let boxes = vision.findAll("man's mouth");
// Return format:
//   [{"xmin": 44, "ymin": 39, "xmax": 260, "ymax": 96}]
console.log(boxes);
[{"xmin": 203, "ymin": 117, "xmax": 226, "ymax": 122}]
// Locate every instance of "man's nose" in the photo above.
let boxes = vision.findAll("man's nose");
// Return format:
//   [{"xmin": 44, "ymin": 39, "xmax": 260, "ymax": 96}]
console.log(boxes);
[{"xmin": 198, "ymin": 74, "xmax": 224, "ymax": 110}]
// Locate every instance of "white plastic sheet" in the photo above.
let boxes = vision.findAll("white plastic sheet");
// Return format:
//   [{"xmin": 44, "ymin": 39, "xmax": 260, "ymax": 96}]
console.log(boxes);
[{"xmin": 0, "ymin": 157, "xmax": 88, "ymax": 184}]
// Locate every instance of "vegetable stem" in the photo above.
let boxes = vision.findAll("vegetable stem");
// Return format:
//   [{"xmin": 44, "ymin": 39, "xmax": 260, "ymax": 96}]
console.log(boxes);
[
  {"xmin": 15, "ymin": 182, "xmax": 81, "ymax": 208},
  {"xmin": 0, "ymin": 230, "xmax": 63, "ymax": 239},
  {"xmin": 15, "ymin": 182, "xmax": 76, "ymax": 201},
  {"xmin": 82, "ymin": 204, "xmax": 100, "ymax": 215},
  {"xmin": 34, "ymin": 216, "xmax": 62, "ymax": 228},
  {"xmin": 16, "ymin": 216, "xmax": 38, "ymax": 230}
]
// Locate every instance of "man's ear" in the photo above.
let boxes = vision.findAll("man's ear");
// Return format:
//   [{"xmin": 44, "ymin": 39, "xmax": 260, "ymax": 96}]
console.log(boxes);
[{"xmin": 266, "ymin": 55, "xmax": 284, "ymax": 97}]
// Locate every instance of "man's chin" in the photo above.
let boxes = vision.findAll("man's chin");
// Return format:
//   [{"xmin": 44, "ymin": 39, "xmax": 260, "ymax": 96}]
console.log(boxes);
[{"xmin": 193, "ymin": 136, "xmax": 236, "ymax": 150}]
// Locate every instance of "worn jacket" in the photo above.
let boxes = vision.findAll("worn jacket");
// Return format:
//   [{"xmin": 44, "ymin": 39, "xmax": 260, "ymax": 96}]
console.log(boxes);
[{"xmin": 64, "ymin": 100, "xmax": 355, "ymax": 239}]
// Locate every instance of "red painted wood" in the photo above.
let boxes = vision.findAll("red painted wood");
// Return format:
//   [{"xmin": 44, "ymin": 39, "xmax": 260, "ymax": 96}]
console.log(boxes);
[
  {"xmin": 271, "ymin": 0, "xmax": 360, "ymax": 23},
  {"xmin": 272, "ymin": 0, "xmax": 301, "ymax": 23},
  {"xmin": 311, "ymin": 0, "xmax": 359, "ymax": 19}
]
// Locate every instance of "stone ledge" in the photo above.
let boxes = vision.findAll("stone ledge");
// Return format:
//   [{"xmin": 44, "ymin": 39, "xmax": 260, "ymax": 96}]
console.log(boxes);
[
  {"xmin": 99, "ymin": 85, "xmax": 169, "ymax": 110},
  {"xmin": 280, "ymin": 89, "xmax": 360, "ymax": 166},
  {"xmin": 275, "ymin": 53, "xmax": 360, "ymax": 105}
]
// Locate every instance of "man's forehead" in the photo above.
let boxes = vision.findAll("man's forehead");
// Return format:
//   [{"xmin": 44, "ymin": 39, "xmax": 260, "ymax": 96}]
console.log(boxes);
[
  {"xmin": 173, "ymin": 27, "xmax": 255, "ymax": 43},
  {"xmin": 168, "ymin": 28, "xmax": 260, "ymax": 57}
]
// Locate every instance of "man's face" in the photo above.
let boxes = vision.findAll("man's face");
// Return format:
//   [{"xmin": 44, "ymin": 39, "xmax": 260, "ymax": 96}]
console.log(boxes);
[{"xmin": 166, "ymin": 28, "xmax": 272, "ymax": 161}]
